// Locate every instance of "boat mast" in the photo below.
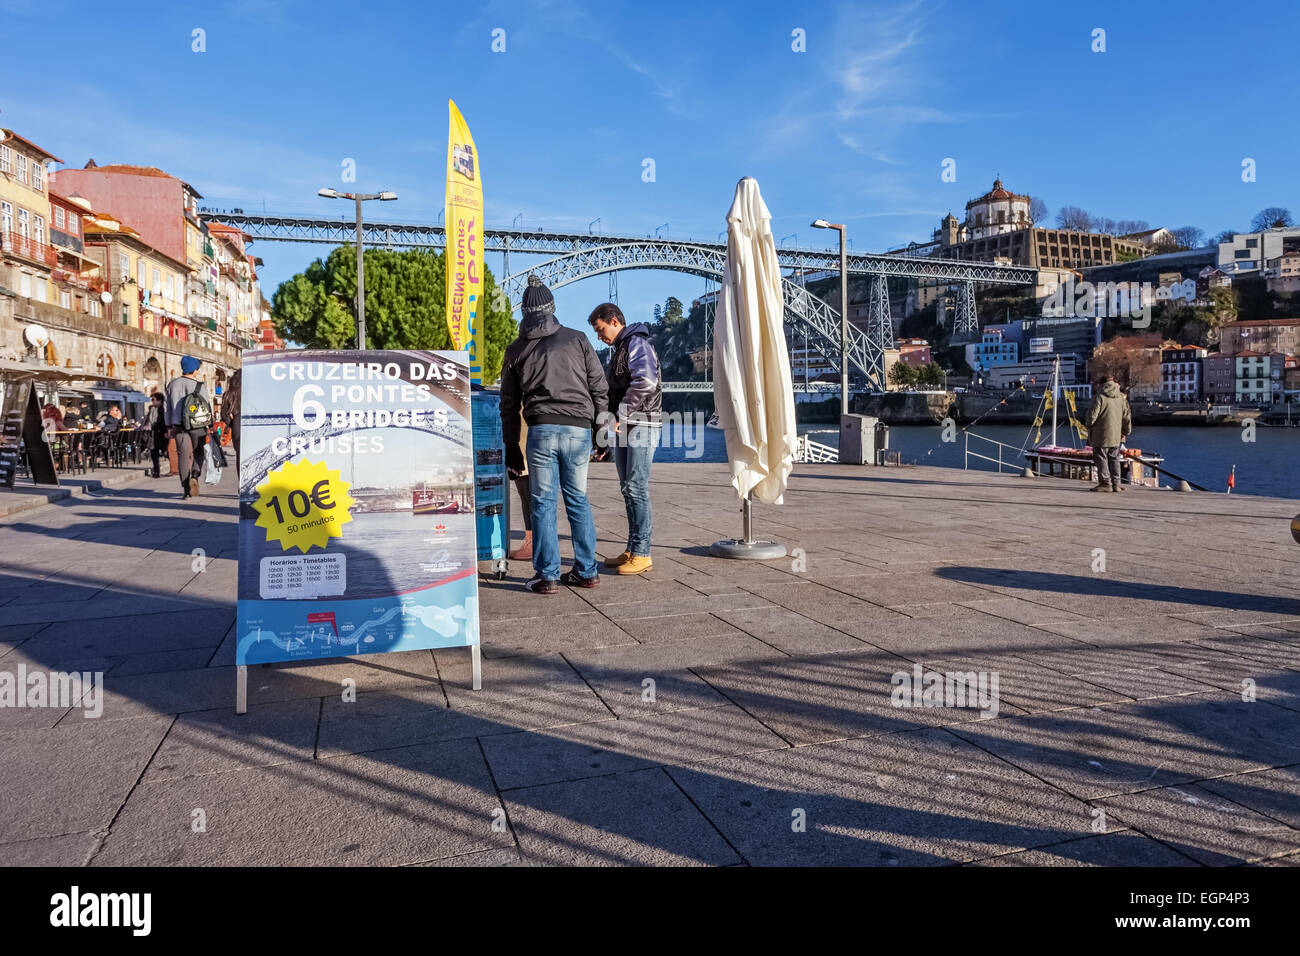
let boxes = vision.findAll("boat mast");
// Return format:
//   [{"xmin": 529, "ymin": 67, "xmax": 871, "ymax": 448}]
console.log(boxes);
[{"xmin": 1051, "ymin": 355, "xmax": 1059, "ymax": 446}]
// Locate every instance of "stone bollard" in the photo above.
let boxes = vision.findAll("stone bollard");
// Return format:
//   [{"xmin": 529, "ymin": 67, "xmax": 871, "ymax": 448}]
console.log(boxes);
[
  {"xmin": 1021, "ymin": 466, "xmax": 1034, "ymax": 478},
  {"xmin": 1177, "ymin": 480, "xmax": 1192, "ymax": 492},
  {"xmin": 1292, "ymin": 514, "xmax": 1300, "ymax": 544}
]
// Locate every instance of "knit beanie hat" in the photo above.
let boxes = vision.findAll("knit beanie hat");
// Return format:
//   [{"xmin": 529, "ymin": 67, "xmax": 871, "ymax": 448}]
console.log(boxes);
[
  {"xmin": 181, "ymin": 355, "xmax": 201, "ymax": 374},
  {"xmin": 521, "ymin": 275, "xmax": 555, "ymax": 317}
]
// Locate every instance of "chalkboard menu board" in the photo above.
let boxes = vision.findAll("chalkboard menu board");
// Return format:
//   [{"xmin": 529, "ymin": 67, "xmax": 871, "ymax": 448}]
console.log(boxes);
[
  {"xmin": 0, "ymin": 398, "xmax": 22, "ymax": 488},
  {"xmin": 0, "ymin": 381, "xmax": 58, "ymax": 488}
]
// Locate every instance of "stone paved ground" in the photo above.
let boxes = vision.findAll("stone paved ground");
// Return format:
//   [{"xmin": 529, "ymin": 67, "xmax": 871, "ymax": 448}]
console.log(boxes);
[{"xmin": 1, "ymin": 461, "xmax": 1299, "ymax": 866}]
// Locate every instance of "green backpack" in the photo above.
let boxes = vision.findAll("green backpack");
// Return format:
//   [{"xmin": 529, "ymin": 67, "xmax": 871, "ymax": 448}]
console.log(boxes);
[{"xmin": 183, "ymin": 382, "xmax": 214, "ymax": 431}]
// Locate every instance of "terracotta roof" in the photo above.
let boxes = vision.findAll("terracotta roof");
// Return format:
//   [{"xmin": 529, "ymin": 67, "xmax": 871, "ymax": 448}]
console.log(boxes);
[
  {"xmin": 1225, "ymin": 318, "xmax": 1300, "ymax": 327},
  {"xmin": 1, "ymin": 129, "xmax": 63, "ymax": 164},
  {"xmin": 1236, "ymin": 350, "xmax": 1265, "ymax": 357},
  {"xmin": 966, "ymin": 178, "xmax": 1030, "ymax": 208}
]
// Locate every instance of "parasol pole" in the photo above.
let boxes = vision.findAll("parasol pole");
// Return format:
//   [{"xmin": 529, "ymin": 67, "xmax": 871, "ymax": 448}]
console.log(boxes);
[{"xmin": 712, "ymin": 492, "xmax": 785, "ymax": 559}]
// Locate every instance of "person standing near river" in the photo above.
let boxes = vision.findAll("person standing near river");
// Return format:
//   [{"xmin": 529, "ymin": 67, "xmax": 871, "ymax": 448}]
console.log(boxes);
[{"xmin": 1087, "ymin": 374, "xmax": 1132, "ymax": 493}]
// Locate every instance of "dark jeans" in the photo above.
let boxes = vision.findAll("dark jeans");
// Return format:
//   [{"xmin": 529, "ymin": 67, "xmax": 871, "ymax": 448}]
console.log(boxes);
[
  {"xmin": 614, "ymin": 425, "xmax": 659, "ymax": 556},
  {"xmin": 1093, "ymin": 445, "xmax": 1122, "ymax": 487},
  {"xmin": 175, "ymin": 428, "xmax": 207, "ymax": 488},
  {"xmin": 150, "ymin": 427, "xmax": 168, "ymax": 475}
]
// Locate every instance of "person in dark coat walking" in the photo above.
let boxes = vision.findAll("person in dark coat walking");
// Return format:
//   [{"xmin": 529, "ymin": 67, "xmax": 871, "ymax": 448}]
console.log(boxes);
[
  {"xmin": 1087, "ymin": 375, "xmax": 1133, "ymax": 492},
  {"xmin": 220, "ymin": 368, "xmax": 241, "ymax": 465},
  {"xmin": 143, "ymin": 392, "xmax": 168, "ymax": 478},
  {"xmin": 499, "ymin": 276, "xmax": 609, "ymax": 594}
]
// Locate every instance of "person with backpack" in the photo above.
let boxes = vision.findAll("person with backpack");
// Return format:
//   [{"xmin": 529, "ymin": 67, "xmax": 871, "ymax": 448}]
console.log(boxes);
[{"xmin": 165, "ymin": 355, "xmax": 213, "ymax": 498}]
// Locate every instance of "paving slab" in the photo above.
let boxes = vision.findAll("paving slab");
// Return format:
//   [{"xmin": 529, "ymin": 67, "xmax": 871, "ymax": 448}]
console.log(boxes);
[
  {"xmin": 0, "ymin": 831, "xmax": 102, "ymax": 866},
  {"xmin": 1098, "ymin": 783, "xmax": 1300, "ymax": 865},
  {"xmin": 0, "ymin": 714, "xmax": 173, "ymax": 842},
  {"xmin": 947, "ymin": 694, "xmax": 1300, "ymax": 800},
  {"xmin": 1197, "ymin": 766, "xmax": 1300, "ymax": 829},
  {"xmin": 919, "ymin": 654, "xmax": 1131, "ymax": 714},
  {"xmin": 696, "ymin": 651, "xmax": 1003, "ymax": 745},
  {"xmin": 479, "ymin": 611, "xmax": 636, "ymax": 657},
  {"xmin": 504, "ymin": 767, "xmax": 740, "ymax": 866},
  {"xmin": 666, "ymin": 727, "xmax": 1105, "ymax": 866},
  {"xmin": 970, "ymin": 831, "xmax": 1198, "ymax": 866},
  {"xmin": 712, "ymin": 606, "xmax": 871, "ymax": 655},
  {"xmin": 141, "ymin": 697, "xmax": 323, "ymax": 783},
  {"xmin": 94, "ymin": 737, "xmax": 513, "ymax": 866},
  {"xmin": 572, "ymin": 663, "xmax": 728, "ymax": 717},
  {"xmin": 316, "ymin": 685, "xmax": 613, "ymax": 759},
  {"xmin": 481, "ymin": 703, "xmax": 789, "ymax": 791}
]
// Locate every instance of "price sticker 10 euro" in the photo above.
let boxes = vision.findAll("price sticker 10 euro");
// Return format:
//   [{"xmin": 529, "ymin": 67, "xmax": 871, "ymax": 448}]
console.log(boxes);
[{"xmin": 254, "ymin": 459, "xmax": 355, "ymax": 553}]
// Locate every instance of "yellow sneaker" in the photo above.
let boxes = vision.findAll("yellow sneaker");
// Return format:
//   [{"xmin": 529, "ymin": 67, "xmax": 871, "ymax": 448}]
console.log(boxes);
[
  {"xmin": 603, "ymin": 551, "xmax": 632, "ymax": 569},
  {"xmin": 617, "ymin": 555, "xmax": 653, "ymax": 575}
]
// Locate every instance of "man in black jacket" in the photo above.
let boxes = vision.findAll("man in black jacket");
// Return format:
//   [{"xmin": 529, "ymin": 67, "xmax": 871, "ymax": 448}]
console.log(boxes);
[
  {"xmin": 500, "ymin": 276, "xmax": 609, "ymax": 594},
  {"xmin": 589, "ymin": 302, "xmax": 661, "ymax": 575}
]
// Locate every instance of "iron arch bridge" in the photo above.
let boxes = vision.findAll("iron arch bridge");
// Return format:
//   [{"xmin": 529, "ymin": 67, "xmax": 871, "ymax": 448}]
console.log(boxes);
[
  {"xmin": 502, "ymin": 242, "xmax": 899, "ymax": 389},
  {"xmin": 239, "ymin": 413, "xmax": 470, "ymax": 502},
  {"xmin": 213, "ymin": 212, "xmax": 1038, "ymax": 392}
]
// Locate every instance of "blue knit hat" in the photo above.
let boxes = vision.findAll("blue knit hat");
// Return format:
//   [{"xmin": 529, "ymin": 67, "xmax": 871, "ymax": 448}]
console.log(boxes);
[{"xmin": 181, "ymin": 355, "xmax": 201, "ymax": 374}]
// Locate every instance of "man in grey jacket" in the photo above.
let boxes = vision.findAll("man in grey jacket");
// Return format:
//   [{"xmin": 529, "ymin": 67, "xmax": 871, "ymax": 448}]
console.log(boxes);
[
  {"xmin": 500, "ymin": 276, "xmax": 608, "ymax": 594},
  {"xmin": 165, "ymin": 355, "xmax": 209, "ymax": 498}
]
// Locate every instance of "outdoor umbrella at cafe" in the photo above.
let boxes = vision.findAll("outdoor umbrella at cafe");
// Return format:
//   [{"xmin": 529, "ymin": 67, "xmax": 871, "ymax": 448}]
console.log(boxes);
[{"xmin": 709, "ymin": 177, "xmax": 798, "ymax": 559}]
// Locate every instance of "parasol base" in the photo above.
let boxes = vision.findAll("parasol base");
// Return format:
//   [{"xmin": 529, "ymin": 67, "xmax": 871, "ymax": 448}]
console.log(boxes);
[{"xmin": 710, "ymin": 539, "xmax": 787, "ymax": 560}]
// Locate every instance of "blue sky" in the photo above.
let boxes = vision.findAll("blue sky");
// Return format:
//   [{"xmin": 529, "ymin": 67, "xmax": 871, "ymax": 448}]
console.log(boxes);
[{"xmin": 4, "ymin": 0, "xmax": 1298, "ymax": 339}]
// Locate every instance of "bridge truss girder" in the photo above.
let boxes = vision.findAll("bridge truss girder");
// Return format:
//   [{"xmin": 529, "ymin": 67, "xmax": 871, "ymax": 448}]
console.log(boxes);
[
  {"xmin": 208, "ymin": 212, "xmax": 1038, "ymax": 284},
  {"xmin": 502, "ymin": 242, "xmax": 887, "ymax": 392}
]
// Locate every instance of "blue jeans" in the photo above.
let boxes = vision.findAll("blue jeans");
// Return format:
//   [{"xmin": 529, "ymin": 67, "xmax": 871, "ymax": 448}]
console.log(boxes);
[
  {"xmin": 527, "ymin": 424, "xmax": 598, "ymax": 580},
  {"xmin": 614, "ymin": 425, "xmax": 658, "ymax": 556}
]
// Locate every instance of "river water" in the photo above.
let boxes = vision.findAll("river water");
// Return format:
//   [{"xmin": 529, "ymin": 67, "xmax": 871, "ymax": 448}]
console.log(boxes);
[{"xmin": 650, "ymin": 421, "xmax": 1300, "ymax": 499}]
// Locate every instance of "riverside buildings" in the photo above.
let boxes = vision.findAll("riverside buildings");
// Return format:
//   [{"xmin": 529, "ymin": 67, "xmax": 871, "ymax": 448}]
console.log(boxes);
[{"xmin": 0, "ymin": 127, "xmax": 261, "ymax": 417}]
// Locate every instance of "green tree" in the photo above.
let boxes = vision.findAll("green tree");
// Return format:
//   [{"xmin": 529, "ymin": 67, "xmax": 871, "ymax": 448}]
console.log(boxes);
[
  {"xmin": 271, "ymin": 246, "xmax": 517, "ymax": 383},
  {"xmin": 888, "ymin": 360, "xmax": 917, "ymax": 388},
  {"xmin": 661, "ymin": 296, "xmax": 685, "ymax": 326},
  {"xmin": 915, "ymin": 363, "xmax": 947, "ymax": 387}
]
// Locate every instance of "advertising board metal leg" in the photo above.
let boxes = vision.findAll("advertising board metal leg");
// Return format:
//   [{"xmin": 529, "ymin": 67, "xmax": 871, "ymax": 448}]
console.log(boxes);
[
  {"xmin": 471, "ymin": 643, "xmax": 482, "ymax": 690},
  {"xmin": 236, "ymin": 665, "xmax": 247, "ymax": 714}
]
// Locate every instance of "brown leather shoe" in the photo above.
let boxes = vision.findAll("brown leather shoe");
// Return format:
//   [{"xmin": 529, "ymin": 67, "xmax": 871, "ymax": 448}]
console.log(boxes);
[{"xmin": 508, "ymin": 531, "xmax": 533, "ymax": 561}]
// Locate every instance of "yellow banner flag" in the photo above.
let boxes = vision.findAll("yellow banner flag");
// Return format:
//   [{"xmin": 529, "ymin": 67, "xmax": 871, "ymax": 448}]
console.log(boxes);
[{"xmin": 445, "ymin": 99, "xmax": 484, "ymax": 382}]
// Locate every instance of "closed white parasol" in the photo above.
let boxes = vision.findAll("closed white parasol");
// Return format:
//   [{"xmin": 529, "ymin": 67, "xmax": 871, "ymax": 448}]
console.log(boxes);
[{"xmin": 710, "ymin": 177, "xmax": 797, "ymax": 559}]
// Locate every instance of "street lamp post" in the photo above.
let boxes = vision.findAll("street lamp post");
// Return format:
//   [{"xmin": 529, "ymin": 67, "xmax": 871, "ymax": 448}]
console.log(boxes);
[
  {"xmin": 318, "ymin": 188, "xmax": 398, "ymax": 349},
  {"xmin": 812, "ymin": 219, "xmax": 849, "ymax": 416}
]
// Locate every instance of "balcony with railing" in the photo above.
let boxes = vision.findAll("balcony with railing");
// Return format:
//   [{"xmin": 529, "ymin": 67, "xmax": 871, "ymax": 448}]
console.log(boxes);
[
  {"xmin": 51, "ymin": 268, "xmax": 107, "ymax": 294},
  {"xmin": 3, "ymin": 231, "xmax": 58, "ymax": 267}
]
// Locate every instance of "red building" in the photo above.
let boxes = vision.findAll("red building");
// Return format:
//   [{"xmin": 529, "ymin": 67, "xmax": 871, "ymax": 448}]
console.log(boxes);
[
  {"xmin": 52, "ymin": 162, "xmax": 202, "ymax": 267},
  {"xmin": 896, "ymin": 338, "xmax": 932, "ymax": 367}
]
